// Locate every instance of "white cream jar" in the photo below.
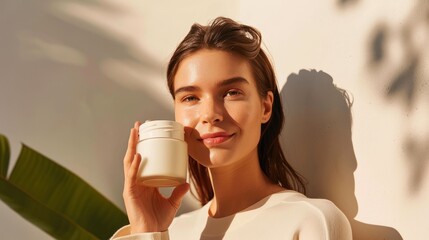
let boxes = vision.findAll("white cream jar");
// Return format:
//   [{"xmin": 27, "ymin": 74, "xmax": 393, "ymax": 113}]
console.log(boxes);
[{"xmin": 136, "ymin": 120, "xmax": 188, "ymax": 187}]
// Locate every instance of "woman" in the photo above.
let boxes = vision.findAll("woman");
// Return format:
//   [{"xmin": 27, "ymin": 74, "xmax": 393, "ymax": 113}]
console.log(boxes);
[{"xmin": 112, "ymin": 17, "xmax": 352, "ymax": 240}]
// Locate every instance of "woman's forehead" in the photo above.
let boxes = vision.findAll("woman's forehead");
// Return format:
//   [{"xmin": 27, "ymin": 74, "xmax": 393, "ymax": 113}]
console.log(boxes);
[{"xmin": 174, "ymin": 49, "xmax": 254, "ymax": 88}]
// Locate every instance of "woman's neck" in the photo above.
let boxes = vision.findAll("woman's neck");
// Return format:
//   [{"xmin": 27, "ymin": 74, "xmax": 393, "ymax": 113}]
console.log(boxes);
[{"xmin": 207, "ymin": 151, "xmax": 284, "ymax": 218}]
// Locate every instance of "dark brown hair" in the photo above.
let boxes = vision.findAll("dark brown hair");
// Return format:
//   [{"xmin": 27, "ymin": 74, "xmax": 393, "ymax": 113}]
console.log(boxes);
[{"xmin": 167, "ymin": 17, "xmax": 306, "ymax": 205}]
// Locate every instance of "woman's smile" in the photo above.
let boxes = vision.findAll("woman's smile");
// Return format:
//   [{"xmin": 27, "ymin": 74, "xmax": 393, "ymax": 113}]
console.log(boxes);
[{"xmin": 198, "ymin": 132, "xmax": 235, "ymax": 147}]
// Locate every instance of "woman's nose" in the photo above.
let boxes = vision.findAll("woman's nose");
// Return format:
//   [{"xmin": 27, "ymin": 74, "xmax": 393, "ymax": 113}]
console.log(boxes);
[{"xmin": 201, "ymin": 98, "xmax": 223, "ymax": 124}]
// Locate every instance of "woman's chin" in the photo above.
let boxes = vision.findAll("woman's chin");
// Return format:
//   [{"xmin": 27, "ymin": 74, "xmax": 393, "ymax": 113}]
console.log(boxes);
[{"xmin": 189, "ymin": 155, "xmax": 232, "ymax": 169}]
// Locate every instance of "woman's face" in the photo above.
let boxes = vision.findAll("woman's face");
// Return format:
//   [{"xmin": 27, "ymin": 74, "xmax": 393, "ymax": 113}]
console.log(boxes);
[{"xmin": 173, "ymin": 49, "xmax": 273, "ymax": 169}]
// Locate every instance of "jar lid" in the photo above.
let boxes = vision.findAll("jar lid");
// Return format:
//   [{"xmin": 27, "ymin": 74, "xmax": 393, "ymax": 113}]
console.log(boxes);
[{"xmin": 139, "ymin": 120, "xmax": 184, "ymax": 141}]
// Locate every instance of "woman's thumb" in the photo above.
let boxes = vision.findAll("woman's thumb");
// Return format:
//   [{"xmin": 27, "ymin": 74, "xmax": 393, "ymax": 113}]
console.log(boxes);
[{"xmin": 169, "ymin": 183, "xmax": 190, "ymax": 209}]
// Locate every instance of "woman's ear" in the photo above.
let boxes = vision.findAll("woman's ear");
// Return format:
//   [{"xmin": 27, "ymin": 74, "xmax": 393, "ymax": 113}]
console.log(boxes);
[{"xmin": 261, "ymin": 91, "xmax": 274, "ymax": 123}]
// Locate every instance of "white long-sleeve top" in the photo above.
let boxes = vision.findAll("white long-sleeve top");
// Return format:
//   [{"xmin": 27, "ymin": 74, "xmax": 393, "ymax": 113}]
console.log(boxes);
[{"xmin": 111, "ymin": 190, "xmax": 352, "ymax": 240}]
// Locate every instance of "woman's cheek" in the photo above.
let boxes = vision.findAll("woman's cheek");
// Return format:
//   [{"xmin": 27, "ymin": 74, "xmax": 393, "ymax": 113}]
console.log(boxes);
[
  {"xmin": 175, "ymin": 104, "xmax": 193, "ymax": 121},
  {"xmin": 226, "ymin": 102, "xmax": 251, "ymax": 123},
  {"xmin": 177, "ymin": 113, "xmax": 195, "ymax": 128},
  {"xmin": 175, "ymin": 108, "xmax": 198, "ymax": 140}
]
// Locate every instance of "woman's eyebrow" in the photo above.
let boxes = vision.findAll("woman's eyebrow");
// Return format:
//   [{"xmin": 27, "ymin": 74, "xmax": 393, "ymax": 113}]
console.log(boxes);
[
  {"xmin": 174, "ymin": 77, "xmax": 249, "ymax": 96},
  {"xmin": 174, "ymin": 86, "xmax": 200, "ymax": 96},
  {"xmin": 218, "ymin": 77, "xmax": 249, "ymax": 87}
]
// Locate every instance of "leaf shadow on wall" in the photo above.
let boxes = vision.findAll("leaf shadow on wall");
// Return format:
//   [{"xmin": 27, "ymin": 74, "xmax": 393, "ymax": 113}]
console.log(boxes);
[
  {"xmin": 0, "ymin": 0, "xmax": 174, "ymax": 209},
  {"xmin": 367, "ymin": 0, "xmax": 429, "ymax": 195},
  {"xmin": 280, "ymin": 70, "xmax": 403, "ymax": 240}
]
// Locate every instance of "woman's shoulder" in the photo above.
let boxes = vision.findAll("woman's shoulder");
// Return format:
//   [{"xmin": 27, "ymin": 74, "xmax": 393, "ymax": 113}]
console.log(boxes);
[
  {"xmin": 267, "ymin": 190, "xmax": 352, "ymax": 239},
  {"xmin": 269, "ymin": 190, "xmax": 343, "ymax": 213}
]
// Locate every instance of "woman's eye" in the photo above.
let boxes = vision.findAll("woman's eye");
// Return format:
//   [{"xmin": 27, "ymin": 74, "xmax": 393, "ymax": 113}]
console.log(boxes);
[
  {"xmin": 182, "ymin": 96, "xmax": 198, "ymax": 102},
  {"xmin": 225, "ymin": 90, "xmax": 242, "ymax": 97}
]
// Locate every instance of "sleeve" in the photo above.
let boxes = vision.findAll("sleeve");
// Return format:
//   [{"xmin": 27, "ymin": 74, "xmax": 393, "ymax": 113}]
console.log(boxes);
[
  {"xmin": 299, "ymin": 200, "xmax": 352, "ymax": 240},
  {"xmin": 110, "ymin": 225, "xmax": 170, "ymax": 240}
]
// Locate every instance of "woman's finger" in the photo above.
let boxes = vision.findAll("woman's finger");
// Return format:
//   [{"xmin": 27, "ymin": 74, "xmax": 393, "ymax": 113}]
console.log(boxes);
[
  {"xmin": 134, "ymin": 121, "xmax": 141, "ymax": 135},
  {"xmin": 124, "ymin": 127, "xmax": 137, "ymax": 174},
  {"xmin": 128, "ymin": 153, "xmax": 141, "ymax": 182},
  {"xmin": 168, "ymin": 183, "xmax": 190, "ymax": 209}
]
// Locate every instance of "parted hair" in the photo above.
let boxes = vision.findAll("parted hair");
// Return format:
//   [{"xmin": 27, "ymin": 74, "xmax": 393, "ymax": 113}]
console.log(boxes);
[{"xmin": 166, "ymin": 17, "xmax": 306, "ymax": 205}]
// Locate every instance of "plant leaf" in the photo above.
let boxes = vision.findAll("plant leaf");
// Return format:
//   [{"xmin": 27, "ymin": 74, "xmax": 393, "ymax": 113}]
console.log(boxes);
[
  {"xmin": 0, "ymin": 177, "xmax": 98, "ymax": 239},
  {"xmin": 0, "ymin": 134, "xmax": 10, "ymax": 178},
  {"xmin": 0, "ymin": 135, "xmax": 128, "ymax": 239}
]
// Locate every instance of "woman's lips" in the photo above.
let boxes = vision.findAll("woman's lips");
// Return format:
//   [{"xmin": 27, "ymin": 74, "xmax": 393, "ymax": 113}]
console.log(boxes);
[{"xmin": 198, "ymin": 132, "xmax": 234, "ymax": 146}]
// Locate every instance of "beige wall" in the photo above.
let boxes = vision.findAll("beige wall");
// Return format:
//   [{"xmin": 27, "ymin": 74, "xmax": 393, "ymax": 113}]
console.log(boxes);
[{"xmin": 0, "ymin": 0, "xmax": 427, "ymax": 239}]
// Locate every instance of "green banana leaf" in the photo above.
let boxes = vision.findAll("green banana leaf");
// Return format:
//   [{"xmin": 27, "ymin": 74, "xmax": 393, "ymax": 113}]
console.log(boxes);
[{"xmin": 0, "ymin": 134, "xmax": 128, "ymax": 239}]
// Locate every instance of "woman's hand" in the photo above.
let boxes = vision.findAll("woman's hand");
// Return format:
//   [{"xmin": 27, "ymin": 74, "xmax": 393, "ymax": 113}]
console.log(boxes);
[{"xmin": 123, "ymin": 121, "xmax": 190, "ymax": 233}]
